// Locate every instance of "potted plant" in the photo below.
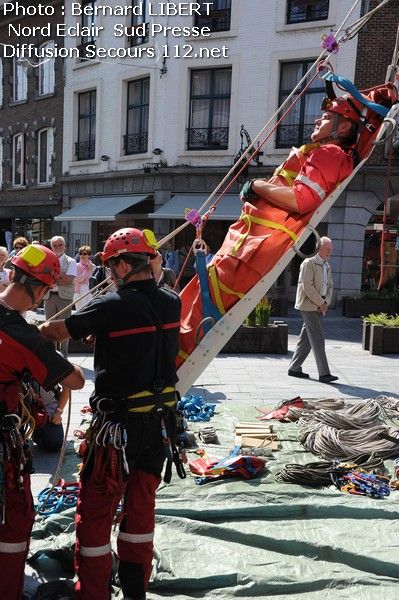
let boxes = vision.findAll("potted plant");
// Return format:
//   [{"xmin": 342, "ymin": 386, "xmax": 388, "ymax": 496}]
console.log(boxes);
[
  {"xmin": 362, "ymin": 313, "xmax": 399, "ymax": 354},
  {"xmin": 343, "ymin": 288, "xmax": 399, "ymax": 318},
  {"xmin": 221, "ymin": 298, "xmax": 288, "ymax": 354}
]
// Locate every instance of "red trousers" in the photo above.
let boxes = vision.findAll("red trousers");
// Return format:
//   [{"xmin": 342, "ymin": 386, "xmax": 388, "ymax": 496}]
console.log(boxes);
[
  {"xmin": 0, "ymin": 469, "xmax": 35, "ymax": 600},
  {"xmin": 75, "ymin": 467, "xmax": 161, "ymax": 600}
]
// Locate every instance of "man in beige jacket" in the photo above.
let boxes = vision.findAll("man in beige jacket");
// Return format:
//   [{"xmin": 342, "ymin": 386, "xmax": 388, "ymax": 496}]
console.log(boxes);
[{"xmin": 288, "ymin": 236, "xmax": 338, "ymax": 383}]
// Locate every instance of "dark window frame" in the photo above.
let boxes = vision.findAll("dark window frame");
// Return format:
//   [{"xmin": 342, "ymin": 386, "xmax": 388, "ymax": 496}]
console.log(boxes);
[
  {"xmin": 78, "ymin": 0, "xmax": 97, "ymax": 60},
  {"xmin": 194, "ymin": 0, "xmax": 231, "ymax": 32},
  {"xmin": 276, "ymin": 60, "xmax": 325, "ymax": 149},
  {"xmin": 286, "ymin": 0, "xmax": 329, "ymax": 24},
  {"xmin": 124, "ymin": 77, "xmax": 150, "ymax": 155},
  {"xmin": 130, "ymin": 0, "xmax": 149, "ymax": 46},
  {"xmin": 76, "ymin": 90, "xmax": 96, "ymax": 161},
  {"xmin": 187, "ymin": 67, "xmax": 231, "ymax": 151},
  {"xmin": 12, "ymin": 132, "xmax": 26, "ymax": 187}
]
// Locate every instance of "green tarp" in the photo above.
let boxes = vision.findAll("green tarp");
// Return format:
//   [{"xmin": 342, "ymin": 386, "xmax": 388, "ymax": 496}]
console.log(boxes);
[{"xmin": 30, "ymin": 401, "xmax": 399, "ymax": 599}]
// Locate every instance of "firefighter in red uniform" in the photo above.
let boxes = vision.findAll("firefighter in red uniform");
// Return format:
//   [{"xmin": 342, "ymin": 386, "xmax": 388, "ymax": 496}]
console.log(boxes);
[
  {"xmin": 240, "ymin": 94, "xmax": 361, "ymax": 211},
  {"xmin": 0, "ymin": 244, "xmax": 84, "ymax": 600},
  {"xmin": 40, "ymin": 228, "xmax": 183, "ymax": 600}
]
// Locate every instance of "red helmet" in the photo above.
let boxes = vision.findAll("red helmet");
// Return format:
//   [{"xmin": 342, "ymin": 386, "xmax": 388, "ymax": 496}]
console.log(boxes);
[
  {"xmin": 11, "ymin": 245, "xmax": 60, "ymax": 288},
  {"xmin": 321, "ymin": 95, "xmax": 363, "ymax": 123},
  {"xmin": 101, "ymin": 228, "xmax": 158, "ymax": 264}
]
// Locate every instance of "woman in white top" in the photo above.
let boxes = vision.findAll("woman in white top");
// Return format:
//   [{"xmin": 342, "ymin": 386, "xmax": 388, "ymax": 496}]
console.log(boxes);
[{"xmin": 0, "ymin": 246, "xmax": 11, "ymax": 291}]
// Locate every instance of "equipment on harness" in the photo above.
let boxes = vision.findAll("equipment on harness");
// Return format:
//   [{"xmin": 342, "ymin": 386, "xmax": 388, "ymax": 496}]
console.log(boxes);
[{"xmin": 333, "ymin": 469, "xmax": 391, "ymax": 499}]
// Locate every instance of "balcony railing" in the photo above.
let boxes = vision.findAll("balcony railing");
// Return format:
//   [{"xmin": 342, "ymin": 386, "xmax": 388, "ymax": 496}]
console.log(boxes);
[
  {"xmin": 194, "ymin": 8, "xmax": 231, "ymax": 32},
  {"xmin": 287, "ymin": 0, "xmax": 329, "ymax": 24},
  {"xmin": 187, "ymin": 127, "xmax": 229, "ymax": 150},
  {"xmin": 276, "ymin": 123, "xmax": 315, "ymax": 148},
  {"xmin": 123, "ymin": 132, "xmax": 148, "ymax": 155},
  {"xmin": 75, "ymin": 140, "xmax": 95, "ymax": 160}
]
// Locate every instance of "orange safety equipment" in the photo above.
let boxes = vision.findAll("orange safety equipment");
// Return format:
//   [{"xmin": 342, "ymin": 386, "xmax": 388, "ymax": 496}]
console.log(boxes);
[
  {"xmin": 11, "ymin": 245, "xmax": 60, "ymax": 288},
  {"xmin": 101, "ymin": 228, "xmax": 158, "ymax": 264}
]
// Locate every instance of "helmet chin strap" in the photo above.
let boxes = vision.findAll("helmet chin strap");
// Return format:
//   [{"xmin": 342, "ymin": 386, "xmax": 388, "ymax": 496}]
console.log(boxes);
[{"xmin": 111, "ymin": 256, "xmax": 150, "ymax": 287}]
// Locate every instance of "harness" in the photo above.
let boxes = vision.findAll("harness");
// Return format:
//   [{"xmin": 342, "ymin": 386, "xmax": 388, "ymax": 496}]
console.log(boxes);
[{"xmin": 83, "ymin": 289, "xmax": 186, "ymax": 489}]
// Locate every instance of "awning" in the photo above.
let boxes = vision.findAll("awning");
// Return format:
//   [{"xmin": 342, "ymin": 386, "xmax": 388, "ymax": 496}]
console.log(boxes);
[
  {"xmin": 148, "ymin": 194, "xmax": 240, "ymax": 221},
  {"xmin": 54, "ymin": 195, "xmax": 148, "ymax": 221}
]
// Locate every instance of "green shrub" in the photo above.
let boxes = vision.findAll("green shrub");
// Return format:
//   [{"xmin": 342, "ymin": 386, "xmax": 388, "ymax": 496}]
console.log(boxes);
[
  {"xmin": 246, "ymin": 298, "xmax": 272, "ymax": 326},
  {"xmin": 353, "ymin": 287, "xmax": 399, "ymax": 300},
  {"xmin": 362, "ymin": 313, "xmax": 399, "ymax": 327}
]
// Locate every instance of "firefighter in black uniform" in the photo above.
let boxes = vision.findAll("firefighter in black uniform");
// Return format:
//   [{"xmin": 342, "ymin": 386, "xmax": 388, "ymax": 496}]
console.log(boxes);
[
  {"xmin": 40, "ymin": 228, "xmax": 182, "ymax": 600},
  {"xmin": 0, "ymin": 244, "xmax": 84, "ymax": 600}
]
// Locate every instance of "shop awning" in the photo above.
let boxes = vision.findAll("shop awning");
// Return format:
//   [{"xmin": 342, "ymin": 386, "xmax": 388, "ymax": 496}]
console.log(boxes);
[
  {"xmin": 148, "ymin": 194, "xmax": 240, "ymax": 221},
  {"xmin": 54, "ymin": 195, "xmax": 148, "ymax": 222}
]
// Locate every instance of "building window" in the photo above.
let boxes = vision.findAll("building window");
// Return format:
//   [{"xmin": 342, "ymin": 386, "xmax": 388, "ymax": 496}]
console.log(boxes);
[
  {"xmin": 38, "ymin": 128, "xmax": 54, "ymax": 184},
  {"xmin": 79, "ymin": 0, "xmax": 97, "ymax": 60},
  {"xmin": 38, "ymin": 42, "xmax": 55, "ymax": 95},
  {"xmin": 12, "ymin": 133, "xmax": 25, "ymax": 186},
  {"xmin": 276, "ymin": 60, "xmax": 325, "ymax": 148},
  {"xmin": 76, "ymin": 90, "xmax": 96, "ymax": 160},
  {"xmin": 188, "ymin": 68, "xmax": 231, "ymax": 150},
  {"xmin": 130, "ymin": 0, "xmax": 149, "ymax": 46},
  {"xmin": 286, "ymin": 0, "xmax": 329, "ymax": 24},
  {"xmin": 194, "ymin": 0, "xmax": 231, "ymax": 32},
  {"xmin": 124, "ymin": 78, "xmax": 149, "ymax": 155},
  {"xmin": 13, "ymin": 58, "xmax": 27, "ymax": 102}
]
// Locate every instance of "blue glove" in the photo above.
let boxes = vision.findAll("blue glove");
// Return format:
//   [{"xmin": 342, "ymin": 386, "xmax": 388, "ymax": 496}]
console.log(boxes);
[{"xmin": 240, "ymin": 180, "xmax": 257, "ymax": 202}]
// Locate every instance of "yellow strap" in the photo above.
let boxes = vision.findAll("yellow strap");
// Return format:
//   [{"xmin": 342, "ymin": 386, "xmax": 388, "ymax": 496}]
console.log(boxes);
[
  {"xmin": 208, "ymin": 265, "xmax": 226, "ymax": 315},
  {"xmin": 126, "ymin": 386, "xmax": 175, "ymax": 399},
  {"xmin": 128, "ymin": 399, "xmax": 176, "ymax": 413},
  {"xmin": 273, "ymin": 168, "xmax": 297, "ymax": 186},
  {"xmin": 178, "ymin": 349, "xmax": 189, "ymax": 360},
  {"xmin": 231, "ymin": 213, "xmax": 298, "ymax": 256}
]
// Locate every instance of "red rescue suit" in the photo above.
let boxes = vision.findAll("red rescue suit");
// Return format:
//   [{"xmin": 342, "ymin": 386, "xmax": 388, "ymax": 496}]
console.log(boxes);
[
  {"xmin": 0, "ymin": 306, "xmax": 74, "ymax": 600},
  {"xmin": 177, "ymin": 143, "xmax": 353, "ymax": 366},
  {"xmin": 65, "ymin": 280, "xmax": 182, "ymax": 600}
]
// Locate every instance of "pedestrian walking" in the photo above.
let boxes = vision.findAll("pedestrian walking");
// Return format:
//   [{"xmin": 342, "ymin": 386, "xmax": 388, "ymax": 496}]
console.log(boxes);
[
  {"xmin": 288, "ymin": 236, "xmax": 338, "ymax": 383},
  {"xmin": 40, "ymin": 227, "xmax": 183, "ymax": 600},
  {"xmin": 0, "ymin": 244, "xmax": 84, "ymax": 600}
]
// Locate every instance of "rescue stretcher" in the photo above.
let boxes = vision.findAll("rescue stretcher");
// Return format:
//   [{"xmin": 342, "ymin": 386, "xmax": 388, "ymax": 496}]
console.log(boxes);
[{"xmin": 175, "ymin": 102, "xmax": 399, "ymax": 396}]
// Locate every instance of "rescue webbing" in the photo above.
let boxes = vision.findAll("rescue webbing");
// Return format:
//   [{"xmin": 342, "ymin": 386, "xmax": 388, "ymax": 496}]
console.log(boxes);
[{"xmin": 231, "ymin": 213, "xmax": 298, "ymax": 256}]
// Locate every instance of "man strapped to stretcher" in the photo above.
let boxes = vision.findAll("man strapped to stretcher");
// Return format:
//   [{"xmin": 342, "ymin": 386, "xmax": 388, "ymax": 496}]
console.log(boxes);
[
  {"xmin": 177, "ymin": 75, "xmax": 397, "ymax": 367},
  {"xmin": 40, "ymin": 227, "xmax": 183, "ymax": 600},
  {"xmin": 241, "ymin": 75, "xmax": 396, "ymax": 214}
]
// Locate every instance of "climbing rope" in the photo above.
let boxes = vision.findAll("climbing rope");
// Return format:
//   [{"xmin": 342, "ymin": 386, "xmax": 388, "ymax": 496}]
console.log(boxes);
[{"xmin": 275, "ymin": 454, "xmax": 384, "ymax": 487}]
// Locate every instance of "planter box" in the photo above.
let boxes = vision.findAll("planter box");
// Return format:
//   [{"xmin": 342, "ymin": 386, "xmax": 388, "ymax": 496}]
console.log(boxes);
[
  {"xmin": 220, "ymin": 323, "xmax": 288, "ymax": 354},
  {"xmin": 343, "ymin": 297, "xmax": 398, "ymax": 318},
  {"xmin": 369, "ymin": 324, "xmax": 399, "ymax": 355}
]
